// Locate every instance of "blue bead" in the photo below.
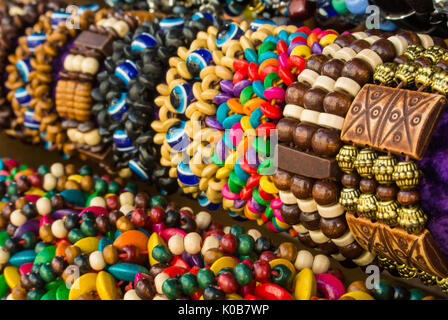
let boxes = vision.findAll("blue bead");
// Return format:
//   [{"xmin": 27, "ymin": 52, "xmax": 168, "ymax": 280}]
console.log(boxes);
[
  {"xmin": 160, "ymin": 17, "xmax": 184, "ymax": 30},
  {"xmin": 223, "ymin": 114, "xmax": 243, "ymax": 130},
  {"xmin": 192, "ymin": 12, "xmax": 214, "ymax": 23},
  {"xmin": 252, "ymin": 81, "xmax": 266, "ymax": 99},
  {"xmin": 250, "ymin": 19, "xmax": 277, "ymax": 31},
  {"xmin": 258, "ymin": 51, "xmax": 278, "ymax": 64},
  {"xmin": 50, "ymin": 11, "xmax": 71, "ymax": 29},
  {"xmin": 245, "ymin": 48, "xmax": 258, "ymax": 63},
  {"xmin": 114, "ymin": 60, "xmax": 138, "ymax": 88},
  {"xmin": 166, "ymin": 121, "xmax": 190, "ymax": 152},
  {"xmin": 27, "ymin": 33, "xmax": 46, "ymax": 53},
  {"xmin": 177, "ymin": 162, "xmax": 200, "ymax": 187},
  {"xmin": 129, "ymin": 159, "xmax": 148, "ymax": 181},
  {"xmin": 186, "ymin": 49, "xmax": 213, "ymax": 77},
  {"xmin": 131, "ymin": 33, "xmax": 157, "ymax": 52},
  {"xmin": 14, "ymin": 87, "xmax": 31, "ymax": 108},
  {"xmin": 249, "ymin": 107, "xmax": 265, "ymax": 129},
  {"xmin": 23, "ymin": 109, "xmax": 40, "ymax": 130},
  {"xmin": 16, "ymin": 58, "xmax": 33, "ymax": 82},
  {"xmin": 170, "ymin": 83, "xmax": 194, "ymax": 114},
  {"xmin": 345, "ymin": 0, "xmax": 369, "ymax": 15},
  {"xmin": 108, "ymin": 92, "xmax": 128, "ymax": 121},
  {"xmin": 113, "ymin": 130, "xmax": 135, "ymax": 153},
  {"xmin": 234, "ymin": 158, "xmax": 251, "ymax": 181},
  {"xmin": 216, "ymin": 23, "xmax": 244, "ymax": 48},
  {"xmin": 217, "ymin": 102, "xmax": 230, "ymax": 125},
  {"xmin": 277, "ymin": 30, "xmax": 289, "ymax": 43}
]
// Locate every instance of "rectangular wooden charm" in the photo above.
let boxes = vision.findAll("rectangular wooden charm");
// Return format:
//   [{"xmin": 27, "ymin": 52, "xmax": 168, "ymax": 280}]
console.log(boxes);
[{"xmin": 341, "ymin": 84, "xmax": 447, "ymax": 160}]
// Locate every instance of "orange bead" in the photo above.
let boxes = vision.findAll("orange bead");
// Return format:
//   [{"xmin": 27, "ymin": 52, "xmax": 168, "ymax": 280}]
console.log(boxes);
[
  {"xmin": 227, "ymin": 98, "xmax": 244, "ymax": 114},
  {"xmin": 243, "ymin": 98, "xmax": 265, "ymax": 115},
  {"xmin": 258, "ymin": 58, "xmax": 279, "ymax": 75},
  {"xmin": 113, "ymin": 230, "xmax": 149, "ymax": 253},
  {"xmin": 307, "ymin": 33, "xmax": 318, "ymax": 47},
  {"xmin": 56, "ymin": 239, "xmax": 71, "ymax": 257}
]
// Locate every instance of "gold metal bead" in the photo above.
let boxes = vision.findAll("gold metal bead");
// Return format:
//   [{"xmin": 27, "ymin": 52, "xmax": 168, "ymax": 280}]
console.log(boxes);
[
  {"xmin": 415, "ymin": 65, "xmax": 441, "ymax": 88},
  {"xmin": 396, "ymin": 262, "xmax": 419, "ymax": 279},
  {"xmin": 397, "ymin": 205, "xmax": 427, "ymax": 234},
  {"xmin": 373, "ymin": 63, "xmax": 397, "ymax": 87},
  {"xmin": 340, "ymin": 188, "xmax": 360, "ymax": 212},
  {"xmin": 372, "ymin": 155, "xmax": 397, "ymax": 184},
  {"xmin": 336, "ymin": 145, "xmax": 358, "ymax": 173},
  {"xmin": 436, "ymin": 277, "xmax": 448, "ymax": 293},
  {"xmin": 353, "ymin": 148, "xmax": 377, "ymax": 178},
  {"xmin": 392, "ymin": 161, "xmax": 422, "ymax": 189},
  {"xmin": 403, "ymin": 44, "xmax": 425, "ymax": 60},
  {"xmin": 357, "ymin": 193, "xmax": 378, "ymax": 219},
  {"xmin": 377, "ymin": 256, "xmax": 396, "ymax": 273},
  {"xmin": 376, "ymin": 200, "xmax": 399, "ymax": 226},
  {"xmin": 418, "ymin": 270, "xmax": 437, "ymax": 286},
  {"xmin": 431, "ymin": 70, "xmax": 448, "ymax": 96},
  {"xmin": 394, "ymin": 62, "xmax": 420, "ymax": 88},
  {"xmin": 422, "ymin": 46, "xmax": 446, "ymax": 64}
]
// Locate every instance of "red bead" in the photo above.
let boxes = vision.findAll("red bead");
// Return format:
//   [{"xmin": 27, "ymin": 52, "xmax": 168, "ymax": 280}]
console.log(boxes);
[
  {"xmin": 248, "ymin": 62, "xmax": 260, "ymax": 81},
  {"xmin": 28, "ymin": 173, "xmax": 42, "ymax": 188},
  {"xmin": 190, "ymin": 290, "xmax": 202, "ymax": 300},
  {"xmin": 220, "ymin": 233, "xmax": 238, "ymax": 254},
  {"xmin": 240, "ymin": 157, "xmax": 258, "ymax": 175},
  {"xmin": 190, "ymin": 266, "xmax": 200, "ymax": 275},
  {"xmin": 203, "ymin": 229, "xmax": 224, "ymax": 240},
  {"xmin": 101, "ymin": 175, "xmax": 111, "ymax": 183},
  {"xmin": 149, "ymin": 206, "xmax": 166, "ymax": 224},
  {"xmin": 278, "ymin": 66, "xmax": 295, "ymax": 86},
  {"xmin": 163, "ymin": 266, "xmax": 188, "ymax": 277},
  {"xmin": 233, "ymin": 59, "xmax": 249, "ymax": 71},
  {"xmin": 130, "ymin": 208, "xmax": 147, "ymax": 227},
  {"xmin": 289, "ymin": 55, "xmax": 306, "ymax": 73},
  {"xmin": 218, "ymin": 272, "xmax": 239, "ymax": 293},
  {"xmin": 244, "ymin": 294, "xmax": 260, "ymax": 300},
  {"xmin": 260, "ymin": 101, "xmax": 282, "ymax": 119},
  {"xmin": 255, "ymin": 122, "xmax": 276, "ymax": 136},
  {"xmin": 239, "ymin": 280, "xmax": 256, "ymax": 296},
  {"xmin": 240, "ymin": 186, "xmax": 253, "ymax": 201},
  {"xmin": 296, "ymin": 26, "xmax": 311, "ymax": 35},
  {"xmin": 259, "ymin": 251, "xmax": 276, "ymax": 262},
  {"xmin": 291, "ymin": 36, "xmax": 307, "ymax": 44},
  {"xmin": 258, "ymin": 187, "xmax": 274, "ymax": 201},
  {"xmin": 253, "ymin": 260, "xmax": 271, "ymax": 282},
  {"xmin": 233, "ymin": 68, "xmax": 248, "ymax": 84},
  {"xmin": 246, "ymin": 174, "xmax": 261, "ymax": 188},
  {"xmin": 276, "ymin": 40, "xmax": 288, "ymax": 55},
  {"xmin": 170, "ymin": 256, "xmax": 190, "ymax": 270},
  {"xmin": 106, "ymin": 195, "xmax": 119, "ymax": 210},
  {"xmin": 260, "ymin": 65, "xmax": 278, "ymax": 81}
]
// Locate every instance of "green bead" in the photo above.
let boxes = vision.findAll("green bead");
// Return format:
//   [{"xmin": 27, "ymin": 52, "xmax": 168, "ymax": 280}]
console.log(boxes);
[
  {"xmin": 106, "ymin": 230, "xmax": 115, "ymax": 241},
  {"xmin": 19, "ymin": 164, "xmax": 28, "ymax": 171},
  {"xmin": 0, "ymin": 231, "xmax": 9, "ymax": 247},
  {"xmin": 45, "ymin": 279, "xmax": 65, "ymax": 291},
  {"xmin": 152, "ymin": 244, "xmax": 172, "ymax": 264},
  {"xmin": 258, "ymin": 41, "xmax": 276, "ymax": 56},
  {"xmin": 271, "ymin": 264, "xmax": 293, "ymax": 287},
  {"xmin": 332, "ymin": 0, "xmax": 348, "ymax": 13},
  {"xmin": 240, "ymin": 85, "xmax": 254, "ymax": 105},
  {"xmin": 40, "ymin": 288, "xmax": 57, "ymax": 300},
  {"xmin": 179, "ymin": 273, "xmax": 198, "ymax": 296},
  {"xmin": 197, "ymin": 268, "xmax": 215, "ymax": 290},
  {"xmin": 80, "ymin": 220, "xmax": 98, "ymax": 237},
  {"xmin": 238, "ymin": 234, "xmax": 255, "ymax": 255},
  {"xmin": 68, "ymin": 228, "xmax": 85, "ymax": 244},
  {"xmin": 150, "ymin": 195, "xmax": 167, "ymax": 208},
  {"xmin": 211, "ymin": 150, "xmax": 225, "ymax": 166},
  {"xmin": 409, "ymin": 288, "xmax": 425, "ymax": 300},
  {"xmin": 125, "ymin": 182, "xmax": 137, "ymax": 195},
  {"xmin": 258, "ymin": 158, "xmax": 275, "ymax": 176},
  {"xmin": 10, "ymin": 167, "xmax": 18, "ymax": 177},
  {"xmin": 228, "ymin": 174, "xmax": 244, "ymax": 194},
  {"xmin": 372, "ymin": 280, "xmax": 394, "ymax": 300},
  {"xmin": 0, "ymin": 274, "xmax": 8, "ymax": 298},
  {"xmin": 39, "ymin": 263, "xmax": 57, "ymax": 283},
  {"xmin": 264, "ymin": 72, "xmax": 281, "ymax": 89},
  {"xmin": 230, "ymin": 225, "xmax": 244, "ymax": 238},
  {"xmin": 108, "ymin": 181, "xmax": 121, "ymax": 194},
  {"xmin": 7, "ymin": 182, "xmax": 17, "ymax": 196},
  {"xmin": 21, "ymin": 232, "xmax": 37, "ymax": 249},
  {"xmin": 34, "ymin": 242, "xmax": 49, "ymax": 254},
  {"xmin": 252, "ymin": 188, "xmax": 270, "ymax": 206},
  {"xmin": 253, "ymin": 137, "xmax": 270, "ymax": 156},
  {"xmin": 37, "ymin": 165, "xmax": 50, "ymax": 176},
  {"xmin": 34, "ymin": 245, "xmax": 56, "ymax": 264},
  {"xmin": 79, "ymin": 165, "xmax": 92, "ymax": 176},
  {"xmin": 233, "ymin": 263, "xmax": 253, "ymax": 286},
  {"xmin": 239, "ymin": 251, "xmax": 258, "ymax": 262},
  {"xmin": 27, "ymin": 288, "xmax": 45, "ymax": 300},
  {"xmin": 56, "ymin": 283, "xmax": 70, "ymax": 300},
  {"xmin": 94, "ymin": 179, "xmax": 108, "ymax": 195},
  {"xmin": 162, "ymin": 278, "xmax": 182, "ymax": 300}
]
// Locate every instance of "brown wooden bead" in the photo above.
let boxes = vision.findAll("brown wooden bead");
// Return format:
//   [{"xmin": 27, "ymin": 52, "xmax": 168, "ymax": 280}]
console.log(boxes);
[
  {"xmin": 273, "ymin": 170, "xmax": 292, "ymax": 191},
  {"xmin": 20, "ymin": 273, "xmax": 33, "ymax": 291},
  {"xmin": 311, "ymin": 128, "xmax": 342, "ymax": 157},
  {"xmin": 39, "ymin": 224, "xmax": 54, "ymax": 243},
  {"xmin": 376, "ymin": 184, "xmax": 398, "ymax": 201},
  {"xmin": 80, "ymin": 176, "xmax": 93, "ymax": 192},
  {"xmin": 350, "ymin": 39, "xmax": 370, "ymax": 53},
  {"xmin": 65, "ymin": 245, "xmax": 82, "ymax": 265},
  {"xmin": 323, "ymin": 90, "xmax": 352, "ymax": 117},
  {"xmin": 397, "ymin": 189, "xmax": 420, "ymax": 206},
  {"xmin": 204, "ymin": 248, "xmax": 224, "ymax": 265},
  {"xmin": 341, "ymin": 58, "xmax": 372, "ymax": 86},
  {"xmin": 399, "ymin": 31, "xmax": 421, "ymax": 45},
  {"xmin": 433, "ymin": 37, "xmax": 447, "ymax": 49},
  {"xmin": 359, "ymin": 178, "xmax": 377, "ymax": 194},
  {"xmin": 341, "ymin": 172, "xmax": 360, "ymax": 188},
  {"xmin": 56, "ymin": 176, "xmax": 67, "ymax": 192},
  {"xmin": 317, "ymin": 240, "xmax": 339, "ymax": 255},
  {"xmin": 12, "ymin": 284, "xmax": 27, "ymax": 300},
  {"xmin": 285, "ymin": 81, "xmax": 310, "ymax": 106},
  {"xmin": 6, "ymin": 223, "xmax": 16, "ymax": 236},
  {"xmin": 65, "ymin": 180, "xmax": 80, "ymax": 190},
  {"xmin": 65, "ymin": 164, "xmax": 76, "ymax": 176},
  {"xmin": 365, "ymin": 29, "xmax": 386, "ymax": 37},
  {"xmin": 109, "ymin": 210, "xmax": 124, "ymax": 225},
  {"xmin": 150, "ymin": 263, "xmax": 169, "ymax": 278},
  {"xmin": 103, "ymin": 244, "xmax": 119, "ymax": 265},
  {"xmin": 321, "ymin": 58, "xmax": 344, "ymax": 80},
  {"xmin": 414, "ymin": 56, "xmax": 432, "ymax": 67},
  {"xmin": 305, "ymin": 54, "xmax": 329, "ymax": 74},
  {"xmin": 277, "ymin": 242, "xmax": 298, "ymax": 262},
  {"xmin": 312, "ymin": 180, "xmax": 339, "ymax": 206},
  {"xmin": 2, "ymin": 203, "xmax": 14, "ymax": 220},
  {"xmin": 371, "ymin": 39, "xmax": 396, "ymax": 62},
  {"xmin": 96, "ymin": 214, "xmax": 112, "ymax": 234},
  {"xmin": 116, "ymin": 216, "xmax": 135, "ymax": 232},
  {"xmin": 339, "ymin": 241, "xmax": 364, "ymax": 259},
  {"xmin": 293, "ymin": 122, "xmax": 319, "ymax": 150},
  {"xmin": 291, "ymin": 175, "xmax": 314, "ymax": 199},
  {"xmin": 14, "ymin": 197, "xmax": 27, "ymax": 210},
  {"xmin": 277, "ymin": 118, "xmax": 299, "ymax": 142},
  {"xmin": 320, "ymin": 216, "xmax": 348, "ymax": 239},
  {"xmin": 280, "ymin": 203, "xmax": 301, "ymax": 225},
  {"xmin": 51, "ymin": 194, "xmax": 64, "ymax": 210},
  {"xmin": 135, "ymin": 278, "xmax": 156, "ymax": 300},
  {"xmin": 299, "ymin": 210, "xmax": 321, "ymax": 231},
  {"xmin": 303, "ymin": 87, "xmax": 327, "ymax": 111},
  {"xmin": 297, "ymin": 232, "xmax": 317, "ymax": 248},
  {"xmin": 134, "ymin": 192, "xmax": 150, "ymax": 209},
  {"xmin": 334, "ymin": 34, "xmax": 356, "ymax": 48},
  {"xmin": 394, "ymin": 54, "xmax": 410, "ymax": 64},
  {"xmin": 0, "ymin": 215, "xmax": 7, "ymax": 229},
  {"xmin": 51, "ymin": 256, "xmax": 68, "ymax": 275}
]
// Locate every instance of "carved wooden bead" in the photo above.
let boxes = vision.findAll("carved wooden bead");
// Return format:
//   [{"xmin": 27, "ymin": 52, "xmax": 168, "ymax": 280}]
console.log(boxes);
[
  {"xmin": 359, "ymin": 178, "xmax": 378, "ymax": 194},
  {"xmin": 303, "ymin": 87, "xmax": 327, "ymax": 112},
  {"xmin": 311, "ymin": 128, "xmax": 342, "ymax": 157},
  {"xmin": 297, "ymin": 232, "xmax": 317, "ymax": 248},
  {"xmin": 321, "ymin": 59, "xmax": 344, "ymax": 80},
  {"xmin": 350, "ymin": 39, "xmax": 370, "ymax": 53},
  {"xmin": 280, "ymin": 203, "xmax": 301, "ymax": 225},
  {"xmin": 339, "ymin": 241, "xmax": 364, "ymax": 259},
  {"xmin": 320, "ymin": 216, "xmax": 348, "ymax": 239},
  {"xmin": 323, "ymin": 90, "xmax": 352, "ymax": 117},
  {"xmin": 334, "ymin": 34, "xmax": 356, "ymax": 48},
  {"xmin": 341, "ymin": 172, "xmax": 360, "ymax": 188},
  {"xmin": 371, "ymin": 39, "xmax": 396, "ymax": 62},
  {"xmin": 293, "ymin": 122, "xmax": 319, "ymax": 150},
  {"xmin": 397, "ymin": 189, "xmax": 420, "ymax": 206},
  {"xmin": 305, "ymin": 54, "xmax": 329, "ymax": 74},
  {"xmin": 273, "ymin": 170, "xmax": 292, "ymax": 191},
  {"xmin": 299, "ymin": 210, "xmax": 321, "ymax": 231},
  {"xmin": 312, "ymin": 180, "xmax": 339, "ymax": 206},
  {"xmin": 277, "ymin": 118, "xmax": 299, "ymax": 142},
  {"xmin": 341, "ymin": 58, "xmax": 373, "ymax": 86},
  {"xmin": 291, "ymin": 175, "xmax": 314, "ymax": 199},
  {"xmin": 285, "ymin": 81, "xmax": 310, "ymax": 106},
  {"xmin": 376, "ymin": 184, "xmax": 398, "ymax": 201}
]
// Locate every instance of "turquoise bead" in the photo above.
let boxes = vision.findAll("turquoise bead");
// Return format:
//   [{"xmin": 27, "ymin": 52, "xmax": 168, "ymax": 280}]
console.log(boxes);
[
  {"xmin": 277, "ymin": 30, "xmax": 289, "ymax": 43},
  {"xmin": 372, "ymin": 280, "xmax": 394, "ymax": 300},
  {"xmin": 68, "ymin": 229, "xmax": 85, "ymax": 244},
  {"xmin": 108, "ymin": 181, "xmax": 121, "ymax": 194},
  {"xmin": 94, "ymin": 179, "xmax": 108, "ymax": 195},
  {"xmin": 125, "ymin": 182, "xmax": 137, "ymax": 194},
  {"xmin": 34, "ymin": 242, "xmax": 49, "ymax": 254},
  {"xmin": 79, "ymin": 165, "xmax": 92, "ymax": 176},
  {"xmin": 162, "ymin": 278, "xmax": 182, "ymax": 300},
  {"xmin": 107, "ymin": 263, "xmax": 149, "ymax": 282},
  {"xmin": 258, "ymin": 51, "xmax": 278, "ymax": 64},
  {"xmin": 409, "ymin": 288, "xmax": 425, "ymax": 300},
  {"xmin": 271, "ymin": 264, "xmax": 293, "ymax": 287},
  {"xmin": 253, "ymin": 80, "xmax": 265, "ymax": 99},
  {"xmin": 39, "ymin": 263, "xmax": 57, "ymax": 283},
  {"xmin": 229, "ymin": 225, "xmax": 244, "ymax": 238},
  {"xmin": 27, "ymin": 288, "xmax": 45, "ymax": 300},
  {"xmin": 244, "ymin": 48, "xmax": 258, "ymax": 63},
  {"xmin": 60, "ymin": 189, "xmax": 86, "ymax": 207},
  {"xmin": 10, "ymin": 249, "xmax": 36, "ymax": 267}
]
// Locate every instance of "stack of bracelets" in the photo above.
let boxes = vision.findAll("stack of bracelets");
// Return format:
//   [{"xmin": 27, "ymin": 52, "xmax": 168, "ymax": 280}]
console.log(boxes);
[{"xmin": 0, "ymin": 157, "xmax": 439, "ymax": 300}]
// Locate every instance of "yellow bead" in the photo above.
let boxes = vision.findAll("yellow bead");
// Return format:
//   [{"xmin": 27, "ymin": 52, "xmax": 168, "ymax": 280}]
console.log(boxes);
[
  {"xmin": 210, "ymin": 256, "xmax": 238, "ymax": 276},
  {"xmin": 96, "ymin": 271, "xmax": 121, "ymax": 300},
  {"xmin": 259, "ymin": 175, "xmax": 279, "ymax": 194},
  {"xmin": 290, "ymin": 45, "xmax": 312, "ymax": 59},
  {"xmin": 293, "ymin": 268, "xmax": 316, "ymax": 300},
  {"xmin": 74, "ymin": 237, "xmax": 100, "ymax": 254},
  {"xmin": 319, "ymin": 33, "xmax": 338, "ymax": 47},
  {"xmin": 69, "ymin": 272, "xmax": 98, "ymax": 300}
]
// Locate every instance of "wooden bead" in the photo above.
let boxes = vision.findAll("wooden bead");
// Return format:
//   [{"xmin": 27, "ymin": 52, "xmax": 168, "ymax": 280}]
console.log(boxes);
[
  {"xmin": 305, "ymin": 54, "xmax": 329, "ymax": 74},
  {"xmin": 10, "ymin": 210, "xmax": 26, "ymax": 227},
  {"xmin": 293, "ymin": 122, "xmax": 319, "ymax": 150},
  {"xmin": 14, "ymin": 198, "xmax": 27, "ymax": 210},
  {"xmin": 277, "ymin": 242, "xmax": 298, "ymax": 262},
  {"xmin": 299, "ymin": 210, "xmax": 321, "ymax": 231},
  {"xmin": 247, "ymin": 229, "xmax": 262, "ymax": 242},
  {"xmin": 321, "ymin": 59, "xmax": 344, "ymax": 80},
  {"xmin": 297, "ymin": 232, "xmax": 317, "ymax": 248},
  {"xmin": 51, "ymin": 219, "xmax": 68, "ymax": 238},
  {"xmin": 80, "ymin": 176, "xmax": 93, "ymax": 192},
  {"xmin": 119, "ymin": 192, "xmax": 134, "ymax": 206},
  {"xmin": 39, "ymin": 224, "xmax": 54, "ymax": 243},
  {"xmin": 312, "ymin": 254, "xmax": 330, "ymax": 274},
  {"xmin": 184, "ymin": 232, "xmax": 202, "ymax": 254},
  {"xmin": 317, "ymin": 240, "xmax": 339, "ymax": 255},
  {"xmin": 0, "ymin": 247, "xmax": 10, "ymax": 264},
  {"xmin": 312, "ymin": 180, "xmax": 339, "ymax": 206},
  {"xmin": 291, "ymin": 175, "xmax": 314, "ymax": 199},
  {"xmin": 201, "ymin": 235, "xmax": 220, "ymax": 255},
  {"xmin": 65, "ymin": 164, "xmax": 76, "ymax": 176},
  {"xmin": 359, "ymin": 178, "xmax": 378, "ymax": 194},
  {"xmin": 56, "ymin": 176, "xmax": 67, "ymax": 192},
  {"xmin": 102, "ymin": 244, "xmax": 118, "ymax": 265},
  {"xmin": 134, "ymin": 192, "xmax": 150, "ymax": 209},
  {"xmin": 341, "ymin": 58, "xmax": 372, "ymax": 86},
  {"xmin": 339, "ymin": 241, "xmax": 364, "ymax": 259},
  {"xmin": 89, "ymin": 250, "xmax": 106, "ymax": 271},
  {"xmin": 323, "ymin": 90, "xmax": 352, "ymax": 117},
  {"xmin": 50, "ymin": 163, "xmax": 65, "ymax": 178},
  {"xmin": 280, "ymin": 204, "xmax": 301, "ymax": 225},
  {"xmin": 273, "ymin": 170, "xmax": 292, "ymax": 191},
  {"xmin": 109, "ymin": 210, "xmax": 123, "ymax": 225},
  {"xmin": 168, "ymin": 234, "xmax": 185, "ymax": 255},
  {"xmin": 399, "ymin": 31, "xmax": 421, "ymax": 45},
  {"xmin": 347, "ymin": 280, "xmax": 369, "ymax": 293},
  {"xmin": 90, "ymin": 197, "xmax": 106, "ymax": 208},
  {"xmin": 394, "ymin": 54, "xmax": 410, "ymax": 64},
  {"xmin": 43, "ymin": 173, "xmax": 57, "ymax": 191},
  {"xmin": 311, "ymin": 128, "xmax": 342, "ymax": 157},
  {"xmin": 65, "ymin": 245, "xmax": 82, "ymax": 264},
  {"xmin": 414, "ymin": 56, "xmax": 432, "ymax": 67},
  {"xmin": 371, "ymin": 39, "xmax": 396, "ymax": 62},
  {"xmin": 11, "ymin": 285, "xmax": 27, "ymax": 300},
  {"xmin": 154, "ymin": 272, "xmax": 170, "ymax": 294},
  {"xmin": 397, "ymin": 189, "xmax": 420, "ymax": 206},
  {"xmin": 350, "ymin": 39, "xmax": 370, "ymax": 53},
  {"xmin": 116, "ymin": 216, "xmax": 135, "ymax": 232},
  {"xmin": 294, "ymin": 250, "xmax": 314, "ymax": 270},
  {"xmin": 65, "ymin": 180, "xmax": 80, "ymax": 190},
  {"xmin": 203, "ymin": 248, "xmax": 224, "ymax": 265},
  {"xmin": 123, "ymin": 289, "xmax": 142, "ymax": 300},
  {"xmin": 277, "ymin": 118, "xmax": 299, "ymax": 142},
  {"xmin": 341, "ymin": 172, "xmax": 360, "ymax": 188},
  {"xmin": 196, "ymin": 211, "xmax": 212, "ymax": 230},
  {"xmin": 285, "ymin": 81, "xmax": 310, "ymax": 106},
  {"xmin": 303, "ymin": 87, "xmax": 327, "ymax": 112},
  {"xmin": 334, "ymin": 34, "xmax": 356, "ymax": 48},
  {"xmin": 376, "ymin": 184, "xmax": 398, "ymax": 201},
  {"xmin": 320, "ymin": 216, "xmax": 348, "ymax": 239}
]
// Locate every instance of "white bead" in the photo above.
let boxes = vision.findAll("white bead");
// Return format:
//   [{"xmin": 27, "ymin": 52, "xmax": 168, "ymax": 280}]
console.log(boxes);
[
  {"xmin": 312, "ymin": 254, "xmax": 330, "ymax": 274},
  {"xmin": 279, "ymin": 191, "xmax": 297, "ymax": 204},
  {"xmin": 322, "ymin": 43, "xmax": 341, "ymax": 58},
  {"xmin": 102, "ymin": 18, "xmax": 118, "ymax": 29},
  {"xmin": 71, "ymin": 55, "xmax": 84, "ymax": 73},
  {"xmin": 120, "ymin": 204, "xmax": 134, "ymax": 215},
  {"xmin": 90, "ymin": 196, "xmax": 106, "ymax": 208},
  {"xmin": 51, "ymin": 219, "xmax": 68, "ymax": 238},
  {"xmin": 297, "ymin": 69, "xmax": 319, "ymax": 86},
  {"xmin": 309, "ymin": 230, "xmax": 330, "ymax": 244},
  {"xmin": 297, "ymin": 198, "xmax": 317, "ymax": 213},
  {"xmin": 195, "ymin": 211, "xmax": 212, "ymax": 230},
  {"xmin": 387, "ymin": 36, "xmax": 407, "ymax": 56},
  {"xmin": 10, "ymin": 209, "xmax": 27, "ymax": 227},
  {"xmin": 334, "ymin": 77, "xmax": 361, "ymax": 97},
  {"xmin": 292, "ymin": 224, "xmax": 308, "ymax": 234},
  {"xmin": 64, "ymin": 54, "xmax": 75, "ymax": 71},
  {"xmin": 283, "ymin": 104, "xmax": 304, "ymax": 120},
  {"xmin": 184, "ymin": 232, "xmax": 202, "ymax": 254},
  {"xmin": 154, "ymin": 272, "xmax": 170, "ymax": 294},
  {"xmin": 364, "ymin": 36, "xmax": 380, "ymax": 45},
  {"xmin": 84, "ymin": 129, "xmax": 101, "ymax": 146},
  {"xmin": 316, "ymin": 203, "xmax": 345, "ymax": 218},
  {"xmin": 42, "ymin": 173, "xmax": 57, "ymax": 191},
  {"xmin": 332, "ymin": 231, "xmax": 355, "ymax": 247},
  {"xmin": 353, "ymin": 251, "xmax": 376, "ymax": 266},
  {"xmin": 0, "ymin": 247, "xmax": 10, "ymax": 264},
  {"xmin": 223, "ymin": 226, "xmax": 231, "ymax": 234},
  {"xmin": 123, "ymin": 289, "xmax": 142, "ymax": 300},
  {"xmin": 153, "ymin": 294, "xmax": 169, "ymax": 300},
  {"xmin": 81, "ymin": 57, "xmax": 99, "ymax": 75},
  {"xmin": 334, "ymin": 47, "xmax": 356, "ymax": 62},
  {"xmin": 119, "ymin": 192, "xmax": 134, "ymax": 206},
  {"xmin": 417, "ymin": 33, "xmax": 434, "ymax": 49},
  {"xmin": 36, "ymin": 197, "xmax": 52, "ymax": 216},
  {"xmin": 352, "ymin": 32, "xmax": 368, "ymax": 39},
  {"xmin": 247, "ymin": 229, "xmax": 261, "ymax": 242},
  {"xmin": 113, "ymin": 20, "xmax": 130, "ymax": 38},
  {"xmin": 201, "ymin": 235, "xmax": 220, "ymax": 255},
  {"xmin": 294, "ymin": 250, "xmax": 314, "ymax": 271},
  {"xmin": 168, "ymin": 234, "xmax": 185, "ymax": 255},
  {"xmin": 89, "ymin": 251, "xmax": 106, "ymax": 271},
  {"xmin": 50, "ymin": 162, "xmax": 65, "ymax": 178},
  {"xmin": 356, "ymin": 49, "xmax": 383, "ymax": 71},
  {"xmin": 331, "ymin": 253, "xmax": 346, "ymax": 261},
  {"xmin": 300, "ymin": 109, "xmax": 320, "ymax": 125},
  {"xmin": 317, "ymin": 113, "xmax": 345, "ymax": 131},
  {"xmin": 313, "ymin": 75, "xmax": 336, "ymax": 92}
]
